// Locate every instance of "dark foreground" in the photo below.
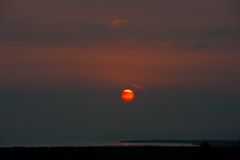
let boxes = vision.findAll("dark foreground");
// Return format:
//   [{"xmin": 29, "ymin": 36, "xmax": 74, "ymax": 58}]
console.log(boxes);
[{"xmin": 1, "ymin": 146, "xmax": 240, "ymax": 160}]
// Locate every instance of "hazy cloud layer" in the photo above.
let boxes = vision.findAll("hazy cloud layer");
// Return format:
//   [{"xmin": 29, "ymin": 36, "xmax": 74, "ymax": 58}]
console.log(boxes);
[
  {"xmin": 0, "ymin": 20, "xmax": 239, "ymax": 51},
  {"xmin": 108, "ymin": 18, "xmax": 129, "ymax": 28},
  {"xmin": 0, "ymin": 0, "xmax": 239, "ymax": 50}
]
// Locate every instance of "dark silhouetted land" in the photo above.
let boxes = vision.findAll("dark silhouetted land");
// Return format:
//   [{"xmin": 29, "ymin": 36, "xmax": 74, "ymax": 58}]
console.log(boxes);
[{"xmin": 1, "ymin": 145, "xmax": 240, "ymax": 160}]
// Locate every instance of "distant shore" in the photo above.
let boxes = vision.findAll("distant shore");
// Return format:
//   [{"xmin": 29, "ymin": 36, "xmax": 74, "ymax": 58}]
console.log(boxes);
[
  {"xmin": 119, "ymin": 139, "xmax": 240, "ymax": 147},
  {"xmin": 1, "ymin": 145, "xmax": 240, "ymax": 159}
]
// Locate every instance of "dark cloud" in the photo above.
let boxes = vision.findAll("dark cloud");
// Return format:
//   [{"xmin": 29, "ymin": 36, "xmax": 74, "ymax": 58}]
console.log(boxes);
[
  {"xmin": 0, "ymin": 0, "xmax": 239, "ymax": 51},
  {"xmin": 187, "ymin": 43, "xmax": 210, "ymax": 49},
  {"xmin": 203, "ymin": 27, "xmax": 240, "ymax": 39},
  {"xmin": 0, "ymin": 18, "xmax": 239, "ymax": 52},
  {"xmin": 163, "ymin": 42, "xmax": 210, "ymax": 49},
  {"xmin": 0, "ymin": 21, "xmax": 110, "ymax": 45},
  {"xmin": 1, "ymin": 17, "xmax": 239, "ymax": 46}
]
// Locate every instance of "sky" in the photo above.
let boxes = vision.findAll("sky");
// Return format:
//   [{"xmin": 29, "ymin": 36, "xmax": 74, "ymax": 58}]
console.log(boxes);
[{"xmin": 0, "ymin": 0, "xmax": 240, "ymax": 146}]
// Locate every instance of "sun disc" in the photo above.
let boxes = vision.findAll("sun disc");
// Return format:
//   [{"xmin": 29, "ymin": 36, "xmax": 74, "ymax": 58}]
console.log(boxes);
[{"xmin": 121, "ymin": 89, "xmax": 134, "ymax": 102}]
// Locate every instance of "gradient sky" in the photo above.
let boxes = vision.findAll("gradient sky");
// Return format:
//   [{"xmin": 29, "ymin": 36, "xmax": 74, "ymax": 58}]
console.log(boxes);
[{"xmin": 0, "ymin": 0, "xmax": 240, "ymax": 146}]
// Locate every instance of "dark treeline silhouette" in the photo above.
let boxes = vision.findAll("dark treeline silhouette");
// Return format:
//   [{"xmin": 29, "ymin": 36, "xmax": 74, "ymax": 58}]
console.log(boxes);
[{"xmin": 1, "ymin": 146, "xmax": 240, "ymax": 160}]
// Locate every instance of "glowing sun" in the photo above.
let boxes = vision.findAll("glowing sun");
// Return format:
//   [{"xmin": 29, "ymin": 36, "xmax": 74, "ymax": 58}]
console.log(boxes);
[{"xmin": 121, "ymin": 89, "xmax": 135, "ymax": 102}]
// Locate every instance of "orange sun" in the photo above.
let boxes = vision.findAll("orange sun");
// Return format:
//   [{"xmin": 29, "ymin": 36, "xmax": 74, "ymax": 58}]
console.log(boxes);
[{"xmin": 121, "ymin": 89, "xmax": 135, "ymax": 102}]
